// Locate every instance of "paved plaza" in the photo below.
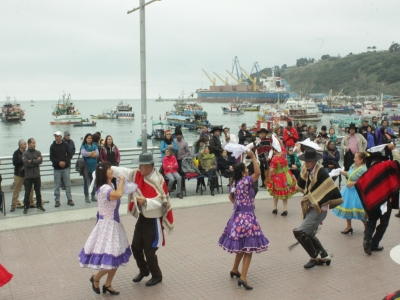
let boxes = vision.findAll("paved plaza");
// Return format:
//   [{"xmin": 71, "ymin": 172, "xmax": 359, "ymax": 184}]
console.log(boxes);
[{"xmin": 0, "ymin": 185, "xmax": 399, "ymax": 299}]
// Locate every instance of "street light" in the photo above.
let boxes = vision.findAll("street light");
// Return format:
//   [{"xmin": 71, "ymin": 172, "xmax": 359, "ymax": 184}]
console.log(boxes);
[{"xmin": 128, "ymin": 0, "xmax": 161, "ymax": 153}]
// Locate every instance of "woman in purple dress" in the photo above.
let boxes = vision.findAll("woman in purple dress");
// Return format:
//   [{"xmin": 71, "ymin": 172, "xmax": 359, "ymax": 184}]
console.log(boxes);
[
  {"xmin": 218, "ymin": 151, "xmax": 270, "ymax": 290},
  {"xmin": 79, "ymin": 161, "xmax": 131, "ymax": 295}
]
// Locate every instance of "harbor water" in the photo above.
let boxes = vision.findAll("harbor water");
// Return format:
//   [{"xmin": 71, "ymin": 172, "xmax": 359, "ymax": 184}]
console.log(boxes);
[{"xmin": 1, "ymin": 99, "xmax": 398, "ymax": 156}]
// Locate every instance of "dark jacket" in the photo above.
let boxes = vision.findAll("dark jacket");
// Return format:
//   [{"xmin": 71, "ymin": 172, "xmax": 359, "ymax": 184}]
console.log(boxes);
[
  {"xmin": 238, "ymin": 130, "xmax": 252, "ymax": 145},
  {"xmin": 62, "ymin": 138, "xmax": 76, "ymax": 159},
  {"xmin": 13, "ymin": 148, "xmax": 25, "ymax": 177},
  {"xmin": 217, "ymin": 155, "xmax": 236, "ymax": 171},
  {"xmin": 22, "ymin": 148, "xmax": 43, "ymax": 178},
  {"xmin": 50, "ymin": 141, "xmax": 71, "ymax": 170},
  {"xmin": 209, "ymin": 135, "xmax": 223, "ymax": 156}
]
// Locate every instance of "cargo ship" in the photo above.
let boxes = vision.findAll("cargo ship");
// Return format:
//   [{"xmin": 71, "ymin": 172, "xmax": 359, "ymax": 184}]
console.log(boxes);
[{"xmin": 196, "ymin": 61, "xmax": 290, "ymax": 103}]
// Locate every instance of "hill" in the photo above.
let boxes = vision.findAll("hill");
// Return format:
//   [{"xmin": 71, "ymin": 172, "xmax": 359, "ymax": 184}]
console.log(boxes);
[{"xmin": 259, "ymin": 50, "xmax": 400, "ymax": 97}]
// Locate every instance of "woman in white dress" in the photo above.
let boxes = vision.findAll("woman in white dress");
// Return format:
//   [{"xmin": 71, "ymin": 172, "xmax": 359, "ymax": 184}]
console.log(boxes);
[{"xmin": 79, "ymin": 161, "xmax": 131, "ymax": 295}]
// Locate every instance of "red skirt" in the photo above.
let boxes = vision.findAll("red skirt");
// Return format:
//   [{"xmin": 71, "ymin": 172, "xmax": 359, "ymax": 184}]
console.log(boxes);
[
  {"xmin": 267, "ymin": 171, "xmax": 297, "ymax": 200},
  {"xmin": 0, "ymin": 264, "xmax": 13, "ymax": 287}
]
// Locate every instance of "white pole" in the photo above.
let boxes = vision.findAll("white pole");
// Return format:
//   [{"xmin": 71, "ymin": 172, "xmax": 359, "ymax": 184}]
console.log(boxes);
[{"xmin": 140, "ymin": 0, "xmax": 147, "ymax": 153}]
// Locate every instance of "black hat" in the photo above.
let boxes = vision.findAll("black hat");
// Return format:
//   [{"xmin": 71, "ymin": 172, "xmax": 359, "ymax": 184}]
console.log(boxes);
[
  {"xmin": 257, "ymin": 128, "xmax": 269, "ymax": 134},
  {"xmin": 346, "ymin": 123, "xmax": 358, "ymax": 133},
  {"xmin": 210, "ymin": 126, "xmax": 223, "ymax": 133},
  {"xmin": 365, "ymin": 151, "xmax": 389, "ymax": 168},
  {"xmin": 298, "ymin": 149, "xmax": 323, "ymax": 162}
]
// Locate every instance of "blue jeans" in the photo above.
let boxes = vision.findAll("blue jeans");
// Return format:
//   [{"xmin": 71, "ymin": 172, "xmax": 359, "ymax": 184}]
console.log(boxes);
[
  {"xmin": 54, "ymin": 168, "xmax": 72, "ymax": 201},
  {"xmin": 83, "ymin": 171, "xmax": 95, "ymax": 197}
]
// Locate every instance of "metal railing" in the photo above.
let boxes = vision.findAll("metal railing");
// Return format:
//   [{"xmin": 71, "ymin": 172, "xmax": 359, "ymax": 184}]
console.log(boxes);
[{"xmin": 0, "ymin": 147, "xmax": 163, "ymax": 185}]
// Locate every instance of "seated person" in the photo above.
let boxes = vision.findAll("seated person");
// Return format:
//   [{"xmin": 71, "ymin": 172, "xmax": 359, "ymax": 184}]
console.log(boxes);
[
  {"xmin": 287, "ymin": 146, "xmax": 301, "ymax": 179},
  {"xmin": 162, "ymin": 149, "xmax": 183, "ymax": 199},
  {"xmin": 217, "ymin": 150, "xmax": 236, "ymax": 186},
  {"xmin": 322, "ymin": 141, "xmax": 341, "ymax": 181},
  {"xmin": 198, "ymin": 146, "xmax": 217, "ymax": 196}
]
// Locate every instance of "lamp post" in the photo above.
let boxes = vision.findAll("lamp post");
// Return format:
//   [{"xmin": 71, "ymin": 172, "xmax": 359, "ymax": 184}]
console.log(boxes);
[{"xmin": 128, "ymin": 0, "xmax": 161, "ymax": 153}]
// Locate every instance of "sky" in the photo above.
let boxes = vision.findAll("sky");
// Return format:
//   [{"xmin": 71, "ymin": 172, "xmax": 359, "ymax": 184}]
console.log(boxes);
[{"xmin": 1, "ymin": 0, "xmax": 399, "ymax": 101}]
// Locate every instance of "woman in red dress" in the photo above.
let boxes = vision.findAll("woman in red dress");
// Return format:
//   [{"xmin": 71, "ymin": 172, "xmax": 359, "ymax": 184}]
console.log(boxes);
[{"xmin": 267, "ymin": 134, "xmax": 297, "ymax": 216}]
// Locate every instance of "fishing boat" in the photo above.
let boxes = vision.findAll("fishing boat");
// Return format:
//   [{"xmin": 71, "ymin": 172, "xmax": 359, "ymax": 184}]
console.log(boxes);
[
  {"xmin": 283, "ymin": 98, "xmax": 321, "ymax": 121},
  {"xmin": 384, "ymin": 101, "xmax": 398, "ymax": 108},
  {"xmin": 318, "ymin": 103, "xmax": 355, "ymax": 114},
  {"xmin": 151, "ymin": 120, "xmax": 169, "ymax": 140},
  {"xmin": 353, "ymin": 102, "xmax": 363, "ymax": 109},
  {"xmin": 51, "ymin": 92, "xmax": 82, "ymax": 125},
  {"xmin": 91, "ymin": 109, "xmax": 116, "ymax": 120},
  {"xmin": 30, "ymin": 99, "xmax": 34, "ymax": 106},
  {"xmin": 329, "ymin": 114, "xmax": 361, "ymax": 127},
  {"xmin": 243, "ymin": 104, "xmax": 260, "ymax": 111},
  {"xmin": 1, "ymin": 96, "xmax": 25, "ymax": 122},
  {"xmin": 116, "ymin": 101, "xmax": 134, "ymax": 119},
  {"xmin": 73, "ymin": 119, "xmax": 97, "ymax": 127},
  {"xmin": 155, "ymin": 95, "xmax": 164, "ymax": 102},
  {"xmin": 355, "ymin": 101, "xmax": 383, "ymax": 117},
  {"xmin": 221, "ymin": 103, "xmax": 244, "ymax": 114}
]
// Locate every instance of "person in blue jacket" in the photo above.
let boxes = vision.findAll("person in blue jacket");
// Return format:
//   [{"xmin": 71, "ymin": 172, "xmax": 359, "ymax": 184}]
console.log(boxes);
[
  {"xmin": 80, "ymin": 133, "xmax": 99, "ymax": 202},
  {"xmin": 322, "ymin": 141, "xmax": 341, "ymax": 181},
  {"xmin": 160, "ymin": 129, "xmax": 178, "ymax": 160}
]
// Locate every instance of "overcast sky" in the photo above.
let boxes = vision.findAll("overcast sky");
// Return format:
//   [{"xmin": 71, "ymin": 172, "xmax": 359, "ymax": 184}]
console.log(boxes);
[{"xmin": 1, "ymin": 0, "xmax": 399, "ymax": 101}]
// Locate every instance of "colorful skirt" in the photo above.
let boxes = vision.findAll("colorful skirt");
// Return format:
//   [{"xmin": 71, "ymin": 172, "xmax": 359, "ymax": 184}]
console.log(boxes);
[
  {"xmin": 267, "ymin": 171, "xmax": 297, "ymax": 200},
  {"xmin": 79, "ymin": 219, "xmax": 132, "ymax": 270},
  {"xmin": 332, "ymin": 186, "xmax": 365, "ymax": 220},
  {"xmin": 218, "ymin": 211, "xmax": 269, "ymax": 254}
]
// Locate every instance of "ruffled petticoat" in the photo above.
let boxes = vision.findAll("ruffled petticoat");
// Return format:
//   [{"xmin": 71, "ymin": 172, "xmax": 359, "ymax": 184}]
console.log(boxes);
[{"xmin": 79, "ymin": 218, "xmax": 131, "ymax": 270}]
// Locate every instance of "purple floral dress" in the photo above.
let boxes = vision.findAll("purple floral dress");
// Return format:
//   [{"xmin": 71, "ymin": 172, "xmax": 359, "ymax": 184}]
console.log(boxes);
[{"xmin": 218, "ymin": 176, "xmax": 269, "ymax": 253}]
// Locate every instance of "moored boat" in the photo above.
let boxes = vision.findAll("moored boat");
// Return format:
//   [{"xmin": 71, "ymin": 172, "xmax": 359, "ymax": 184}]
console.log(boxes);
[
  {"xmin": 73, "ymin": 118, "xmax": 97, "ymax": 127},
  {"xmin": 1, "ymin": 96, "xmax": 25, "ymax": 122},
  {"xmin": 116, "ymin": 101, "xmax": 134, "ymax": 119},
  {"xmin": 151, "ymin": 120, "xmax": 169, "ymax": 140},
  {"xmin": 221, "ymin": 103, "xmax": 244, "ymax": 114},
  {"xmin": 283, "ymin": 98, "xmax": 321, "ymax": 121},
  {"xmin": 51, "ymin": 92, "xmax": 82, "ymax": 125},
  {"xmin": 243, "ymin": 104, "xmax": 260, "ymax": 111}
]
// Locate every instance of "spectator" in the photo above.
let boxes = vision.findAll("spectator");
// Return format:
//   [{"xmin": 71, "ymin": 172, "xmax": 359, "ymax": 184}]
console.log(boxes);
[
  {"xmin": 322, "ymin": 141, "xmax": 341, "ymax": 179},
  {"xmin": 302, "ymin": 125, "xmax": 317, "ymax": 141},
  {"xmin": 162, "ymin": 149, "xmax": 183, "ymax": 199},
  {"xmin": 316, "ymin": 125, "xmax": 329, "ymax": 149},
  {"xmin": 283, "ymin": 120, "xmax": 299, "ymax": 148},
  {"xmin": 100, "ymin": 135, "xmax": 120, "ymax": 188},
  {"xmin": 193, "ymin": 137, "xmax": 207, "ymax": 157},
  {"xmin": 328, "ymin": 128, "xmax": 338, "ymax": 144},
  {"xmin": 376, "ymin": 120, "xmax": 394, "ymax": 145},
  {"xmin": 370, "ymin": 116, "xmax": 379, "ymax": 132},
  {"xmin": 198, "ymin": 146, "xmax": 217, "ymax": 196},
  {"xmin": 50, "ymin": 131, "xmax": 74, "ymax": 207},
  {"xmin": 341, "ymin": 123, "xmax": 367, "ymax": 171},
  {"xmin": 256, "ymin": 128, "xmax": 272, "ymax": 187},
  {"xmin": 358, "ymin": 119, "xmax": 369, "ymax": 140},
  {"xmin": 22, "ymin": 138, "xmax": 44, "ymax": 214},
  {"xmin": 209, "ymin": 126, "xmax": 224, "ymax": 156},
  {"xmin": 175, "ymin": 130, "xmax": 190, "ymax": 171},
  {"xmin": 81, "ymin": 133, "xmax": 99, "ymax": 202},
  {"xmin": 222, "ymin": 127, "xmax": 236, "ymax": 148},
  {"xmin": 10, "ymin": 139, "xmax": 34, "ymax": 212},
  {"xmin": 366, "ymin": 125, "xmax": 377, "ymax": 149},
  {"xmin": 160, "ymin": 130, "xmax": 178, "ymax": 160},
  {"xmin": 238, "ymin": 123, "xmax": 252, "ymax": 145},
  {"xmin": 217, "ymin": 150, "xmax": 236, "ymax": 186},
  {"xmin": 199, "ymin": 125, "xmax": 210, "ymax": 143},
  {"xmin": 287, "ymin": 146, "xmax": 301, "ymax": 179},
  {"xmin": 296, "ymin": 121, "xmax": 303, "ymax": 141},
  {"xmin": 61, "ymin": 131, "xmax": 76, "ymax": 189}
]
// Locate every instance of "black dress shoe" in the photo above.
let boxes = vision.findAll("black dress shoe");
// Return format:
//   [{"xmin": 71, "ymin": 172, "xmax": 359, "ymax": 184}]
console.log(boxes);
[
  {"xmin": 371, "ymin": 246, "xmax": 384, "ymax": 251},
  {"xmin": 132, "ymin": 273, "xmax": 149, "ymax": 283},
  {"xmin": 303, "ymin": 259, "xmax": 316, "ymax": 269},
  {"xmin": 363, "ymin": 240, "xmax": 371, "ymax": 255},
  {"xmin": 238, "ymin": 278, "xmax": 253, "ymax": 290},
  {"xmin": 102, "ymin": 285, "xmax": 120, "ymax": 295},
  {"xmin": 145, "ymin": 277, "xmax": 162, "ymax": 287}
]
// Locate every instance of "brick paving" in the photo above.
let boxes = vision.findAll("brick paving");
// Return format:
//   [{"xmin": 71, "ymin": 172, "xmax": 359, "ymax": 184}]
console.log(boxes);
[{"xmin": 1, "ymin": 196, "xmax": 400, "ymax": 299}]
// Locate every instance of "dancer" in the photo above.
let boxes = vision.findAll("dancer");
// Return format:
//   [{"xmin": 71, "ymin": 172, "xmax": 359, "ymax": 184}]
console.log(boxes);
[
  {"xmin": 218, "ymin": 150, "xmax": 269, "ymax": 290},
  {"xmin": 293, "ymin": 149, "xmax": 343, "ymax": 269},
  {"xmin": 332, "ymin": 152, "xmax": 368, "ymax": 234},
  {"xmin": 111, "ymin": 153, "xmax": 174, "ymax": 287},
  {"xmin": 256, "ymin": 128, "xmax": 272, "ymax": 187},
  {"xmin": 79, "ymin": 162, "xmax": 131, "ymax": 295},
  {"xmin": 267, "ymin": 134, "xmax": 297, "ymax": 216}
]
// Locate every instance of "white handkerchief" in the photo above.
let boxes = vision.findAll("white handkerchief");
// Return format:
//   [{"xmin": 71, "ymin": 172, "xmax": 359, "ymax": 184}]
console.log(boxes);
[
  {"xmin": 328, "ymin": 167, "xmax": 344, "ymax": 177},
  {"xmin": 116, "ymin": 178, "xmax": 138, "ymax": 194},
  {"xmin": 380, "ymin": 202, "xmax": 388, "ymax": 214}
]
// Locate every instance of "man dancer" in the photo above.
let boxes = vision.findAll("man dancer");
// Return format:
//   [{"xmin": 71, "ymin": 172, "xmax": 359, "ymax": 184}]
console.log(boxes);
[
  {"xmin": 111, "ymin": 153, "xmax": 174, "ymax": 287},
  {"xmin": 256, "ymin": 128, "xmax": 272, "ymax": 187},
  {"xmin": 355, "ymin": 144, "xmax": 400, "ymax": 255},
  {"xmin": 10, "ymin": 139, "xmax": 34, "ymax": 212},
  {"xmin": 293, "ymin": 149, "xmax": 343, "ymax": 269},
  {"xmin": 22, "ymin": 138, "xmax": 45, "ymax": 214}
]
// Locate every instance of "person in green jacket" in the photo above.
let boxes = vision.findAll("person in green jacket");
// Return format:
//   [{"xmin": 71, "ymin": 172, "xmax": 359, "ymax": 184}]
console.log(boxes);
[{"xmin": 287, "ymin": 146, "xmax": 301, "ymax": 179}]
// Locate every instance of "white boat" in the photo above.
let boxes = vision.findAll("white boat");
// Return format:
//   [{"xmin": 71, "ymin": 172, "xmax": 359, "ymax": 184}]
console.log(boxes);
[
  {"xmin": 355, "ymin": 101, "xmax": 383, "ymax": 117},
  {"xmin": 51, "ymin": 93, "xmax": 82, "ymax": 124},
  {"xmin": 283, "ymin": 97, "xmax": 322, "ymax": 121},
  {"xmin": 221, "ymin": 103, "xmax": 244, "ymax": 114}
]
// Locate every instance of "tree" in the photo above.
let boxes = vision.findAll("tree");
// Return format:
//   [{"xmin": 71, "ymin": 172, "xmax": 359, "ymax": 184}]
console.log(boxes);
[
  {"xmin": 281, "ymin": 64, "xmax": 287, "ymax": 70},
  {"xmin": 389, "ymin": 42, "xmax": 400, "ymax": 52},
  {"xmin": 321, "ymin": 54, "xmax": 330, "ymax": 60}
]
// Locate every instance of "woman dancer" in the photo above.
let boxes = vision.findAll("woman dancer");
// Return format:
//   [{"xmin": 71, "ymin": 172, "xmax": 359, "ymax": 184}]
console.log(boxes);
[
  {"xmin": 79, "ymin": 162, "xmax": 131, "ymax": 295},
  {"xmin": 267, "ymin": 135, "xmax": 297, "ymax": 216},
  {"xmin": 81, "ymin": 133, "xmax": 99, "ymax": 202},
  {"xmin": 218, "ymin": 150, "xmax": 269, "ymax": 290},
  {"xmin": 332, "ymin": 152, "xmax": 368, "ymax": 234}
]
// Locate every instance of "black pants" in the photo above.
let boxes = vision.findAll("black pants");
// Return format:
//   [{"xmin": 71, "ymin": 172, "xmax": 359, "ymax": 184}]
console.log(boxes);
[
  {"xmin": 24, "ymin": 177, "xmax": 41, "ymax": 208},
  {"xmin": 364, "ymin": 201, "xmax": 392, "ymax": 247},
  {"xmin": 260, "ymin": 161, "xmax": 267, "ymax": 184},
  {"xmin": 290, "ymin": 168, "xmax": 300, "ymax": 180},
  {"xmin": 131, "ymin": 214, "xmax": 162, "ymax": 278}
]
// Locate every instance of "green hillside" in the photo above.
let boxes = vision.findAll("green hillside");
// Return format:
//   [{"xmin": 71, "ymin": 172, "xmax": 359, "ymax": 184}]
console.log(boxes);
[{"xmin": 260, "ymin": 50, "xmax": 400, "ymax": 96}]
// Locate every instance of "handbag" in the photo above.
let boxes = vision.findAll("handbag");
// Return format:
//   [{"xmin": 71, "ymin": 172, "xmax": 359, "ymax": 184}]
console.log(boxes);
[{"xmin": 75, "ymin": 152, "xmax": 84, "ymax": 173}]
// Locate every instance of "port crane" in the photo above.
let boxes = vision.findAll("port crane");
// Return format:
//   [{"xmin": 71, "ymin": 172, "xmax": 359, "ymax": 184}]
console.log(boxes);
[
  {"xmin": 202, "ymin": 69, "xmax": 216, "ymax": 86},
  {"xmin": 250, "ymin": 62, "xmax": 262, "ymax": 83},
  {"xmin": 240, "ymin": 68, "xmax": 258, "ymax": 91},
  {"xmin": 231, "ymin": 56, "xmax": 244, "ymax": 83},
  {"xmin": 213, "ymin": 72, "xmax": 229, "ymax": 86},
  {"xmin": 225, "ymin": 70, "xmax": 242, "ymax": 85}
]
